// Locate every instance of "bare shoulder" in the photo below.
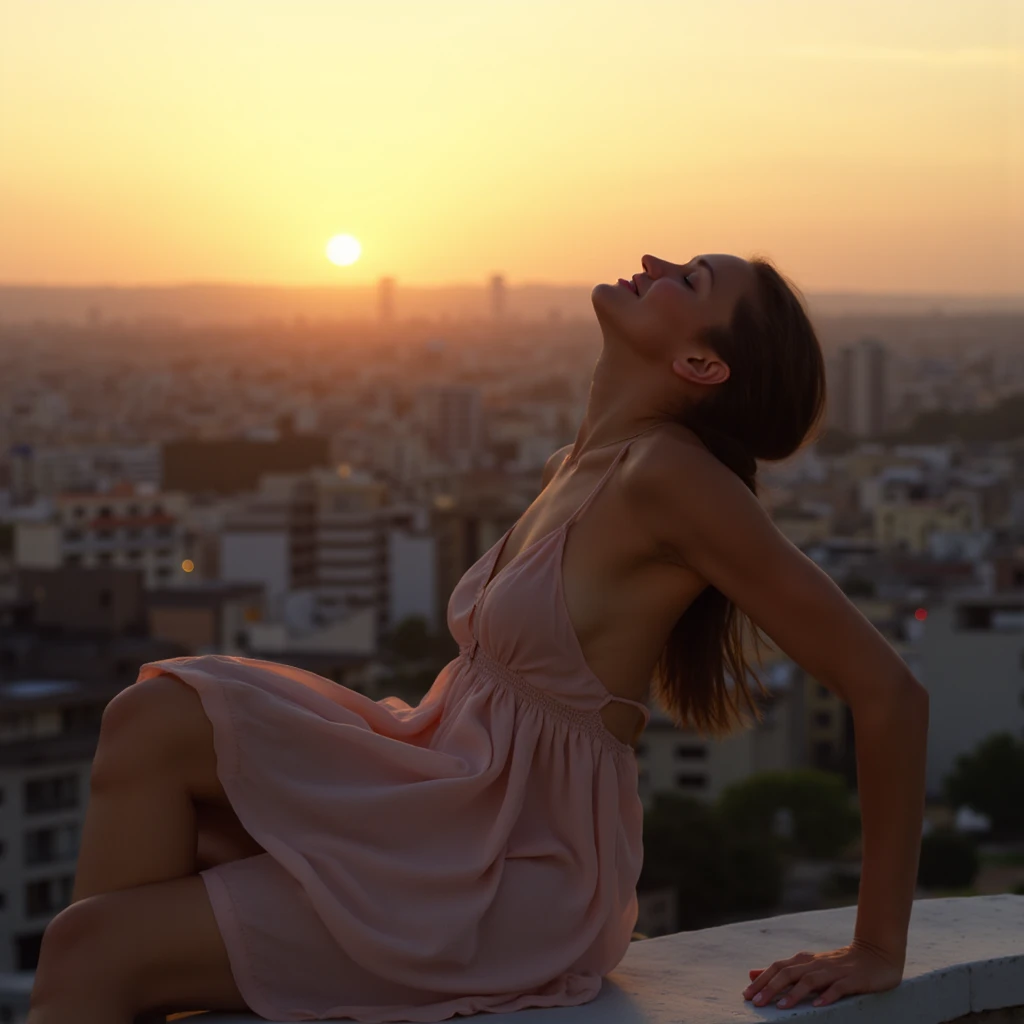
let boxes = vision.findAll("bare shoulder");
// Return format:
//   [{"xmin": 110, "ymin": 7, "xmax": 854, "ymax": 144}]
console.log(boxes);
[
  {"xmin": 621, "ymin": 423, "xmax": 923, "ymax": 707},
  {"xmin": 541, "ymin": 443, "xmax": 574, "ymax": 489},
  {"xmin": 622, "ymin": 424, "xmax": 761, "ymax": 567}
]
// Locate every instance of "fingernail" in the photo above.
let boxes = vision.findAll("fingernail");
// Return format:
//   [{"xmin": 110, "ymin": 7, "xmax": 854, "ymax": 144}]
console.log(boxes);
[
  {"xmin": 778, "ymin": 999, "xmax": 789, "ymax": 1007},
  {"xmin": 813, "ymin": 999, "xmax": 823, "ymax": 1006},
  {"xmin": 754, "ymin": 994, "xmax": 765, "ymax": 1005}
]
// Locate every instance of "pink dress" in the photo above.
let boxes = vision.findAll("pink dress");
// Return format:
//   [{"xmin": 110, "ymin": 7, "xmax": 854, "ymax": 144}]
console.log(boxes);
[{"xmin": 136, "ymin": 439, "xmax": 650, "ymax": 1022}]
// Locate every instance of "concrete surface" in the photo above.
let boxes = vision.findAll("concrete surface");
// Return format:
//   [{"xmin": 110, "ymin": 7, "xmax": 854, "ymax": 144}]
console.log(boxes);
[{"xmin": 186, "ymin": 895, "xmax": 1024, "ymax": 1022}]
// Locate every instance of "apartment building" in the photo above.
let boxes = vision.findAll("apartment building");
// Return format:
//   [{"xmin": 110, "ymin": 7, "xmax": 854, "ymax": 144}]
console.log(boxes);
[
  {"xmin": 914, "ymin": 592, "xmax": 1024, "ymax": 797},
  {"xmin": 13, "ymin": 483, "xmax": 191, "ymax": 588},
  {"xmin": 0, "ymin": 679, "xmax": 115, "ymax": 971}
]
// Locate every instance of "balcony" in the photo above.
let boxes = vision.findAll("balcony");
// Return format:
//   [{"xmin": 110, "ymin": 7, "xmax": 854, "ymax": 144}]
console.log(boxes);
[{"xmin": 184, "ymin": 895, "xmax": 1023, "ymax": 1023}]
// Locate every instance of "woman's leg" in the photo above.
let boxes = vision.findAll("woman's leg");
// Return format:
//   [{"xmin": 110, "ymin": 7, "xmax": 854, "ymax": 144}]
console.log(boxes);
[
  {"xmin": 72, "ymin": 674, "xmax": 262, "ymax": 902},
  {"xmin": 29, "ymin": 874, "xmax": 251, "ymax": 1023}
]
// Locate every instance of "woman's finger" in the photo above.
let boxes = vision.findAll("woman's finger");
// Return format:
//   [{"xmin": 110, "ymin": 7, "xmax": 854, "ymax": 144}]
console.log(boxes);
[
  {"xmin": 743, "ymin": 951, "xmax": 812, "ymax": 997},
  {"xmin": 776, "ymin": 969, "xmax": 830, "ymax": 1009},
  {"xmin": 749, "ymin": 962, "xmax": 816, "ymax": 1006},
  {"xmin": 813, "ymin": 976, "xmax": 854, "ymax": 1007}
]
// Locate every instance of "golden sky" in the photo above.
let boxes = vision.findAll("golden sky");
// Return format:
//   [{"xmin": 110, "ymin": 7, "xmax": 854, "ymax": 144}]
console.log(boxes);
[{"xmin": 1, "ymin": 0, "xmax": 1021, "ymax": 294}]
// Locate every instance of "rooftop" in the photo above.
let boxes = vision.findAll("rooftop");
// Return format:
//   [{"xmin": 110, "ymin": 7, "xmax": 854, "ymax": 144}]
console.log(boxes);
[{"xmin": 192, "ymin": 895, "xmax": 1023, "ymax": 1023}]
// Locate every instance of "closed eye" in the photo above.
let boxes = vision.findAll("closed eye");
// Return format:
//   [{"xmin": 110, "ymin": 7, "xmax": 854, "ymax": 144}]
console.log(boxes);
[{"xmin": 683, "ymin": 272, "xmax": 696, "ymax": 290}]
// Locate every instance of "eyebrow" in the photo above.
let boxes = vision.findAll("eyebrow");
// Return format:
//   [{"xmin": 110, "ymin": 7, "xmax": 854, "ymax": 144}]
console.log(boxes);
[{"xmin": 697, "ymin": 257, "xmax": 715, "ymax": 289}]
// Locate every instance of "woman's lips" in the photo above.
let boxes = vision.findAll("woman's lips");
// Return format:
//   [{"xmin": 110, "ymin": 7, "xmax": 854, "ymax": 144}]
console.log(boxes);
[{"xmin": 618, "ymin": 278, "xmax": 639, "ymax": 296}]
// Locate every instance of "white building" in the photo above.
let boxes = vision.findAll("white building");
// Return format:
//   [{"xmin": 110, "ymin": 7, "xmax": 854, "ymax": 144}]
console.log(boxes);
[
  {"xmin": 12, "ymin": 484, "xmax": 191, "ymax": 588},
  {"xmin": 220, "ymin": 469, "xmax": 435, "ymax": 638}
]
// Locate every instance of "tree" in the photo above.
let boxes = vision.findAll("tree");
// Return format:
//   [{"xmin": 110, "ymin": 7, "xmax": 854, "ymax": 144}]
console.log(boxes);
[
  {"xmin": 640, "ymin": 793, "xmax": 784, "ymax": 930},
  {"xmin": 917, "ymin": 830, "xmax": 979, "ymax": 889},
  {"xmin": 943, "ymin": 733, "xmax": 1024, "ymax": 838},
  {"xmin": 717, "ymin": 770, "xmax": 861, "ymax": 860}
]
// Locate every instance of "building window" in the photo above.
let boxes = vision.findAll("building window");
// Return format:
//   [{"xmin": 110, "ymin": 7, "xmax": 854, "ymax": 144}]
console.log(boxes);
[
  {"xmin": 24, "ymin": 876, "xmax": 74, "ymax": 917},
  {"xmin": 97, "ymin": 552, "xmax": 113, "ymax": 566},
  {"xmin": 156, "ymin": 566, "xmax": 172, "ymax": 580},
  {"xmin": 23, "ymin": 775, "xmax": 78, "ymax": 815},
  {"xmin": 98, "ymin": 506, "xmax": 112, "ymax": 519},
  {"xmin": 62, "ymin": 528, "xmax": 82, "ymax": 542},
  {"xmin": 674, "ymin": 744, "xmax": 707, "ymax": 760},
  {"xmin": 24, "ymin": 824, "xmax": 79, "ymax": 866},
  {"xmin": 96, "ymin": 529, "xmax": 114, "ymax": 541},
  {"xmin": 674, "ymin": 773, "xmax": 706, "ymax": 789},
  {"xmin": 817, "ymin": 684, "xmax": 830, "ymax": 698},
  {"xmin": 814, "ymin": 711, "xmax": 832, "ymax": 728},
  {"xmin": 155, "ymin": 525, "xmax": 173, "ymax": 539},
  {"xmin": 63, "ymin": 554, "xmax": 82, "ymax": 567},
  {"xmin": 634, "ymin": 742, "xmax": 648, "ymax": 758}
]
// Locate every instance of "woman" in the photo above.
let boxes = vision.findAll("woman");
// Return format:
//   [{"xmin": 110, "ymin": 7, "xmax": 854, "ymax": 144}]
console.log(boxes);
[{"xmin": 29, "ymin": 253, "xmax": 929, "ymax": 1023}]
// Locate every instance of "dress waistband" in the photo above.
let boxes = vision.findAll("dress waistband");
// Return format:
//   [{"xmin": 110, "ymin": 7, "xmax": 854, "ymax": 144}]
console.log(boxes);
[{"xmin": 458, "ymin": 643, "xmax": 635, "ymax": 758}]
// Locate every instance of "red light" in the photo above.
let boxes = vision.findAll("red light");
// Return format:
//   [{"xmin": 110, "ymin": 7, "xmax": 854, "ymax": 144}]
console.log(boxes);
[{"xmin": 914, "ymin": 608, "xmax": 928, "ymax": 621}]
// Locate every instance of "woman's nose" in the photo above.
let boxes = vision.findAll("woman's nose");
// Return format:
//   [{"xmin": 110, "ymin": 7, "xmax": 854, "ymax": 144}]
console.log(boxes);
[{"xmin": 641, "ymin": 254, "xmax": 665, "ymax": 276}]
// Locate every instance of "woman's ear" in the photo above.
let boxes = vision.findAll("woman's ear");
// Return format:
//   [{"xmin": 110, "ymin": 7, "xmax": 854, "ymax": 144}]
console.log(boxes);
[{"xmin": 671, "ymin": 355, "xmax": 730, "ymax": 387}]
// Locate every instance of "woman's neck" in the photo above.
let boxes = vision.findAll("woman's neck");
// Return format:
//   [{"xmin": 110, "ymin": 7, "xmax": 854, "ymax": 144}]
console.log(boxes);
[{"xmin": 569, "ymin": 346, "xmax": 672, "ymax": 461}]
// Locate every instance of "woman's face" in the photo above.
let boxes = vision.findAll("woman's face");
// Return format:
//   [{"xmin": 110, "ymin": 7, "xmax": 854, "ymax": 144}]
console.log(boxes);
[{"xmin": 592, "ymin": 253, "xmax": 756, "ymax": 371}]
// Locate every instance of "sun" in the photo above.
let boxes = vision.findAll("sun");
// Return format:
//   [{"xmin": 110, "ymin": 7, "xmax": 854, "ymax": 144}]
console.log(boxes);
[{"xmin": 326, "ymin": 234, "xmax": 362, "ymax": 267}]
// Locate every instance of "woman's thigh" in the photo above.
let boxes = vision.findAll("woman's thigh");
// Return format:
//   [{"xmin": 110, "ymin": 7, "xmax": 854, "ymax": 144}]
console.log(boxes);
[{"xmin": 33, "ymin": 874, "xmax": 251, "ymax": 1018}]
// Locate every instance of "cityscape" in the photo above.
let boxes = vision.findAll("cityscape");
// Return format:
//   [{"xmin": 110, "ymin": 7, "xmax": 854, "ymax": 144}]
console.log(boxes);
[{"xmin": 0, "ymin": 284, "xmax": 1022, "ymax": 1000}]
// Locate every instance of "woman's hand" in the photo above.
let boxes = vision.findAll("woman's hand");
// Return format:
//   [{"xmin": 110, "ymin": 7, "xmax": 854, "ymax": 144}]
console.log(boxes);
[{"xmin": 742, "ymin": 940, "xmax": 905, "ymax": 1009}]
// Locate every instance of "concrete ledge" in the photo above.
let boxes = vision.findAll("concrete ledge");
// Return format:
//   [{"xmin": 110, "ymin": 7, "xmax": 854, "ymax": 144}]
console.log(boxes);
[{"xmin": 192, "ymin": 895, "xmax": 1024, "ymax": 1023}]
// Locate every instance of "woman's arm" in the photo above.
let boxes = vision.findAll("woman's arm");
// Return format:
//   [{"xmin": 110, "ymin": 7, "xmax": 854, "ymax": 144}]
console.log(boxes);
[{"xmin": 626, "ymin": 435, "xmax": 929, "ymax": 1010}]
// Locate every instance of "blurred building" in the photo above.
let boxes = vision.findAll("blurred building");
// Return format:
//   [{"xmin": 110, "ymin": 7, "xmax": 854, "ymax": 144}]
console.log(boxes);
[
  {"xmin": 146, "ymin": 582, "xmax": 264, "ymax": 655},
  {"xmin": 8, "ymin": 443, "xmax": 161, "ymax": 504},
  {"xmin": 219, "ymin": 468, "xmax": 433, "ymax": 640},
  {"xmin": 377, "ymin": 276, "xmax": 396, "ymax": 325},
  {"xmin": 0, "ymin": 677, "xmax": 121, "ymax": 970},
  {"xmin": 635, "ymin": 662, "xmax": 805, "ymax": 808},
  {"xmin": 416, "ymin": 385, "xmax": 484, "ymax": 470},
  {"xmin": 832, "ymin": 337, "xmax": 888, "ymax": 437},
  {"xmin": 490, "ymin": 274, "xmax": 506, "ymax": 321},
  {"xmin": 162, "ymin": 425, "xmax": 331, "ymax": 498},
  {"xmin": 12, "ymin": 484, "xmax": 192, "ymax": 588},
  {"xmin": 914, "ymin": 592, "xmax": 1024, "ymax": 797}
]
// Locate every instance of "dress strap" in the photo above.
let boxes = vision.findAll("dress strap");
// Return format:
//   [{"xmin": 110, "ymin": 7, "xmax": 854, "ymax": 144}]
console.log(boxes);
[
  {"xmin": 566, "ymin": 428, "xmax": 654, "ymax": 526},
  {"xmin": 600, "ymin": 693, "xmax": 652, "ymax": 725}
]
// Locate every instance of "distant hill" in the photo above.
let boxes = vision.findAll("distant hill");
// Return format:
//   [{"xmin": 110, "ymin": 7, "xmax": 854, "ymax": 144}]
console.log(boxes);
[{"xmin": 0, "ymin": 282, "xmax": 1021, "ymax": 326}]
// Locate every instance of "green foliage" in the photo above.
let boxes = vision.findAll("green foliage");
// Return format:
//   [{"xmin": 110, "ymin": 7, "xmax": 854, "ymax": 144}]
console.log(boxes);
[
  {"xmin": 717, "ymin": 769, "xmax": 860, "ymax": 860},
  {"xmin": 917, "ymin": 830, "xmax": 980, "ymax": 889},
  {"xmin": 640, "ymin": 793, "xmax": 784, "ymax": 930},
  {"xmin": 943, "ymin": 733, "xmax": 1024, "ymax": 837}
]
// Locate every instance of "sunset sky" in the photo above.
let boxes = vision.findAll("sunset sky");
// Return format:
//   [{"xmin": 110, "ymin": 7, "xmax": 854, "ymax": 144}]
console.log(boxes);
[{"xmin": 1, "ymin": 0, "xmax": 1021, "ymax": 294}]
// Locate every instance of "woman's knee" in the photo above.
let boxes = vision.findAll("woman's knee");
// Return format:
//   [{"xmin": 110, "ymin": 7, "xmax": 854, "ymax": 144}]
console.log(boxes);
[
  {"xmin": 93, "ymin": 675, "xmax": 221, "ymax": 799},
  {"xmin": 32, "ymin": 897, "xmax": 122, "ymax": 1007}
]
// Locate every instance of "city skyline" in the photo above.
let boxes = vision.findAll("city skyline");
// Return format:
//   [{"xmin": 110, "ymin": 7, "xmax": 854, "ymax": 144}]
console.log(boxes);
[{"xmin": 1, "ymin": 0, "xmax": 1021, "ymax": 295}]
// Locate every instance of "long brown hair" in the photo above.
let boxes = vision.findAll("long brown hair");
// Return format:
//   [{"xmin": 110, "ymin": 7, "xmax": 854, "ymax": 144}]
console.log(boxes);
[{"xmin": 653, "ymin": 256, "xmax": 827, "ymax": 736}]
